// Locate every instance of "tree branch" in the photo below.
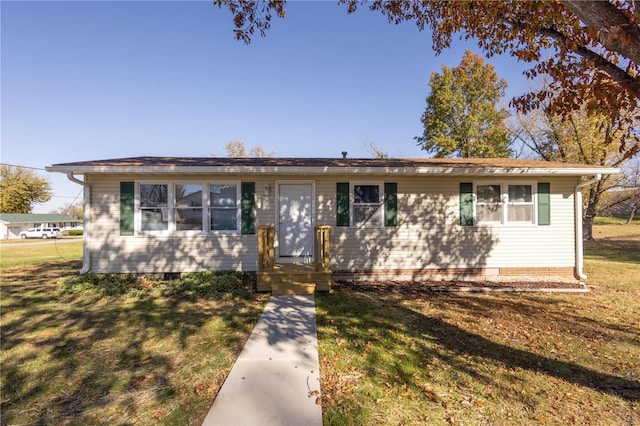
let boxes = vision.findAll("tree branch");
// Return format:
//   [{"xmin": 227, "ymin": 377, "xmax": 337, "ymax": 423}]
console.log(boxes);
[
  {"xmin": 537, "ymin": 26, "xmax": 640, "ymax": 98},
  {"xmin": 561, "ymin": 0, "xmax": 640, "ymax": 66}
]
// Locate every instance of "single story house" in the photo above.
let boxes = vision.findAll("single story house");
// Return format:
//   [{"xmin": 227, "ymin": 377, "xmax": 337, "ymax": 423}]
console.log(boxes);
[
  {"xmin": 0, "ymin": 213, "xmax": 82, "ymax": 239},
  {"xmin": 46, "ymin": 157, "xmax": 618, "ymax": 291}
]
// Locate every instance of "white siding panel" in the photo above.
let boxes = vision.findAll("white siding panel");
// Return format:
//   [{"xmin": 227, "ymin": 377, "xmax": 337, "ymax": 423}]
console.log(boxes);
[
  {"xmin": 88, "ymin": 175, "xmax": 260, "ymax": 273},
  {"xmin": 482, "ymin": 179, "xmax": 576, "ymax": 268},
  {"xmin": 87, "ymin": 174, "xmax": 577, "ymax": 274},
  {"xmin": 317, "ymin": 176, "xmax": 576, "ymax": 272}
]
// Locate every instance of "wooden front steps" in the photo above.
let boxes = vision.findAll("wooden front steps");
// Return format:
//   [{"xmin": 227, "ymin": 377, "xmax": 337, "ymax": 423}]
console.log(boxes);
[
  {"xmin": 270, "ymin": 283, "xmax": 316, "ymax": 295},
  {"xmin": 257, "ymin": 225, "xmax": 332, "ymax": 294},
  {"xmin": 257, "ymin": 263, "xmax": 332, "ymax": 294}
]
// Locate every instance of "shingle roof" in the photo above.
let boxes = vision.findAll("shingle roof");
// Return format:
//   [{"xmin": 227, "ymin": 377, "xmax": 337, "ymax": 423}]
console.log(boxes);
[
  {"xmin": 46, "ymin": 156, "xmax": 619, "ymax": 176},
  {"xmin": 49, "ymin": 156, "xmax": 606, "ymax": 169},
  {"xmin": 0, "ymin": 213, "xmax": 81, "ymax": 224}
]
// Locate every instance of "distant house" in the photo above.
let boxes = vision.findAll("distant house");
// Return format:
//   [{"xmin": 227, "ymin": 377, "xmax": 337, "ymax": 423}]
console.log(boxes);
[
  {"xmin": 0, "ymin": 213, "xmax": 82, "ymax": 239},
  {"xmin": 47, "ymin": 157, "xmax": 618, "ymax": 292}
]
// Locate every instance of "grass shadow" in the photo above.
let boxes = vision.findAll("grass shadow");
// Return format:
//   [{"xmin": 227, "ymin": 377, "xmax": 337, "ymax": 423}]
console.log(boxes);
[
  {"xmin": 316, "ymin": 289, "xmax": 640, "ymax": 424},
  {"xmin": 584, "ymin": 237, "xmax": 640, "ymax": 263},
  {"xmin": 1, "ymin": 261, "xmax": 266, "ymax": 425}
]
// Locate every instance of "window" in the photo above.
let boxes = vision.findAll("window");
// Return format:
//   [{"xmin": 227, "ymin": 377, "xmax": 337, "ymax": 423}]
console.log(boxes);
[
  {"xmin": 134, "ymin": 181, "xmax": 243, "ymax": 235},
  {"xmin": 472, "ymin": 182, "xmax": 537, "ymax": 226},
  {"xmin": 140, "ymin": 184, "xmax": 169, "ymax": 231},
  {"xmin": 476, "ymin": 184, "xmax": 502, "ymax": 223},
  {"xmin": 352, "ymin": 183, "xmax": 383, "ymax": 227},
  {"xmin": 175, "ymin": 184, "xmax": 203, "ymax": 231},
  {"xmin": 507, "ymin": 184, "xmax": 534, "ymax": 223},
  {"xmin": 210, "ymin": 183, "xmax": 239, "ymax": 232}
]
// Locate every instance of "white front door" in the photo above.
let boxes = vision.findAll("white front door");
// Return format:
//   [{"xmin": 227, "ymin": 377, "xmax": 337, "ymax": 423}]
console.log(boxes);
[{"xmin": 278, "ymin": 183, "xmax": 313, "ymax": 260}]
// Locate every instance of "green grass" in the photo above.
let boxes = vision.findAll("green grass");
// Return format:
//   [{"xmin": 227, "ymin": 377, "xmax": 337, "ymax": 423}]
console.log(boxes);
[
  {"xmin": 1, "ymin": 260, "xmax": 268, "ymax": 425},
  {"xmin": 584, "ymin": 222, "xmax": 640, "ymax": 264},
  {"xmin": 1, "ymin": 219, "xmax": 638, "ymax": 425},
  {"xmin": 316, "ymin": 222, "xmax": 640, "ymax": 425},
  {"xmin": 0, "ymin": 240, "xmax": 83, "ymax": 268},
  {"xmin": 593, "ymin": 215, "xmax": 639, "ymax": 225}
]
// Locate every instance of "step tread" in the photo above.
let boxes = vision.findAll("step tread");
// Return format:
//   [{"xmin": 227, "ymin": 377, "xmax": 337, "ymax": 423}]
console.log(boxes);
[{"xmin": 271, "ymin": 282, "xmax": 317, "ymax": 295}]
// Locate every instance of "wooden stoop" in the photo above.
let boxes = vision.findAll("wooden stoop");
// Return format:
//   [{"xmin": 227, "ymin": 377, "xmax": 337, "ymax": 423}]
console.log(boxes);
[
  {"xmin": 257, "ymin": 225, "xmax": 332, "ymax": 295},
  {"xmin": 257, "ymin": 263, "xmax": 332, "ymax": 295}
]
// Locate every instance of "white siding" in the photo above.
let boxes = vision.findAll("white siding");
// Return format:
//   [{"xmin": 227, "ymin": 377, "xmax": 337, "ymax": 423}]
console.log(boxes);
[
  {"xmin": 88, "ymin": 175, "xmax": 275, "ymax": 273},
  {"xmin": 320, "ymin": 176, "xmax": 576, "ymax": 272},
  {"xmin": 86, "ymin": 174, "xmax": 577, "ymax": 274}
]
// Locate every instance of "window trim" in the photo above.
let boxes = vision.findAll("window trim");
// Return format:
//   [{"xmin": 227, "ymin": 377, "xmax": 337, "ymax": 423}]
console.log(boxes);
[
  {"xmin": 136, "ymin": 181, "xmax": 171, "ymax": 235},
  {"xmin": 134, "ymin": 180, "xmax": 242, "ymax": 236},
  {"xmin": 474, "ymin": 182, "xmax": 503, "ymax": 225},
  {"xmin": 506, "ymin": 183, "xmax": 535, "ymax": 225},
  {"xmin": 350, "ymin": 181, "xmax": 384, "ymax": 228},
  {"xmin": 174, "ymin": 181, "xmax": 206, "ymax": 236},
  {"xmin": 473, "ymin": 180, "xmax": 538, "ymax": 226},
  {"xmin": 209, "ymin": 181, "xmax": 241, "ymax": 235}
]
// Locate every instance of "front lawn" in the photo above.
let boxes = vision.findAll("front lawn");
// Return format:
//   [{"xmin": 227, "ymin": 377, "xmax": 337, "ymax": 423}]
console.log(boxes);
[
  {"xmin": 0, "ymin": 240, "xmax": 83, "ymax": 268},
  {"xmin": 0, "ymin": 261, "xmax": 268, "ymax": 425},
  {"xmin": 1, "ymin": 220, "xmax": 638, "ymax": 425},
  {"xmin": 316, "ymin": 222, "xmax": 640, "ymax": 425}
]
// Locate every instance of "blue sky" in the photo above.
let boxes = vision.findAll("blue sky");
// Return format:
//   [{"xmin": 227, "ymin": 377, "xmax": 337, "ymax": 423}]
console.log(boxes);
[{"xmin": 2, "ymin": 1, "xmax": 533, "ymax": 213}]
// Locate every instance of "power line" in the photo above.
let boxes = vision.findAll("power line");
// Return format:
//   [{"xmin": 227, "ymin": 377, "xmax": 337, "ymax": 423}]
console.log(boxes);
[
  {"xmin": 0, "ymin": 163, "xmax": 47, "ymax": 171},
  {"xmin": 2, "ymin": 163, "xmax": 82, "ymax": 199}
]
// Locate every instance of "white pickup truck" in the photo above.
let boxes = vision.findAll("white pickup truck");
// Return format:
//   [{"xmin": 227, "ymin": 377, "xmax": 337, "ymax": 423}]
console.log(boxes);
[{"xmin": 19, "ymin": 227, "xmax": 60, "ymax": 239}]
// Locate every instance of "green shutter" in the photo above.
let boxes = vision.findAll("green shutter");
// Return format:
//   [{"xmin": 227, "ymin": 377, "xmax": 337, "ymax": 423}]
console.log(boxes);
[
  {"xmin": 384, "ymin": 182, "xmax": 398, "ymax": 227},
  {"xmin": 241, "ymin": 182, "xmax": 256, "ymax": 234},
  {"xmin": 538, "ymin": 182, "xmax": 551, "ymax": 226},
  {"xmin": 460, "ymin": 182, "xmax": 473, "ymax": 226},
  {"xmin": 120, "ymin": 182, "xmax": 134, "ymax": 236},
  {"xmin": 336, "ymin": 182, "xmax": 350, "ymax": 227}
]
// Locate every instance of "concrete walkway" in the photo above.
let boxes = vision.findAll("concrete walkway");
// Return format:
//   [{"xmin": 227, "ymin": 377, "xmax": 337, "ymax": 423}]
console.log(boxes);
[{"xmin": 202, "ymin": 295, "xmax": 323, "ymax": 426}]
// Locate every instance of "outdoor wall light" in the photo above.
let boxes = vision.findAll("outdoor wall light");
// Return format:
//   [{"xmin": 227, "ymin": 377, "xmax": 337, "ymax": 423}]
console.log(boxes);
[{"xmin": 264, "ymin": 182, "xmax": 270, "ymax": 196}]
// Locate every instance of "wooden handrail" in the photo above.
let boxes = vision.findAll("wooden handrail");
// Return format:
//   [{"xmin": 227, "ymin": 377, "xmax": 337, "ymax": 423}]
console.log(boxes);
[
  {"xmin": 260, "ymin": 225, "xmax": 329, "ymax": 272},
  {"xmin": 258, "ymin": 225, "xmax": 275, "ymax": 271},
  {"xmin": 314, "ymin": 225, "xmax": 331, "ymax": 272}
]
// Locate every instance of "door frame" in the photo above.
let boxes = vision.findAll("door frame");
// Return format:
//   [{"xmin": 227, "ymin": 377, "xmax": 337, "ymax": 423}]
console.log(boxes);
[{"xmin": 275, "ymin": 180, "xmax": 315, "ymax": 263}]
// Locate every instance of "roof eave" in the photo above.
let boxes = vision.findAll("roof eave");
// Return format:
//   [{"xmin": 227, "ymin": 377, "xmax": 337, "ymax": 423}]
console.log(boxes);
[{"xmin": 46, "ymin": 165, "xmax": 621, "ymax": 176}]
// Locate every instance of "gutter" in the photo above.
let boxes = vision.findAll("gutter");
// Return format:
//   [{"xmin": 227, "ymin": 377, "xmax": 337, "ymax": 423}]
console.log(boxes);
[
  {"xmin": 66, "ymin": 172, "xmax": 91, "ymax": 274},
  {"xmin": 574, "ymin": 174, "xmax": 602, "ymax": 280}
]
